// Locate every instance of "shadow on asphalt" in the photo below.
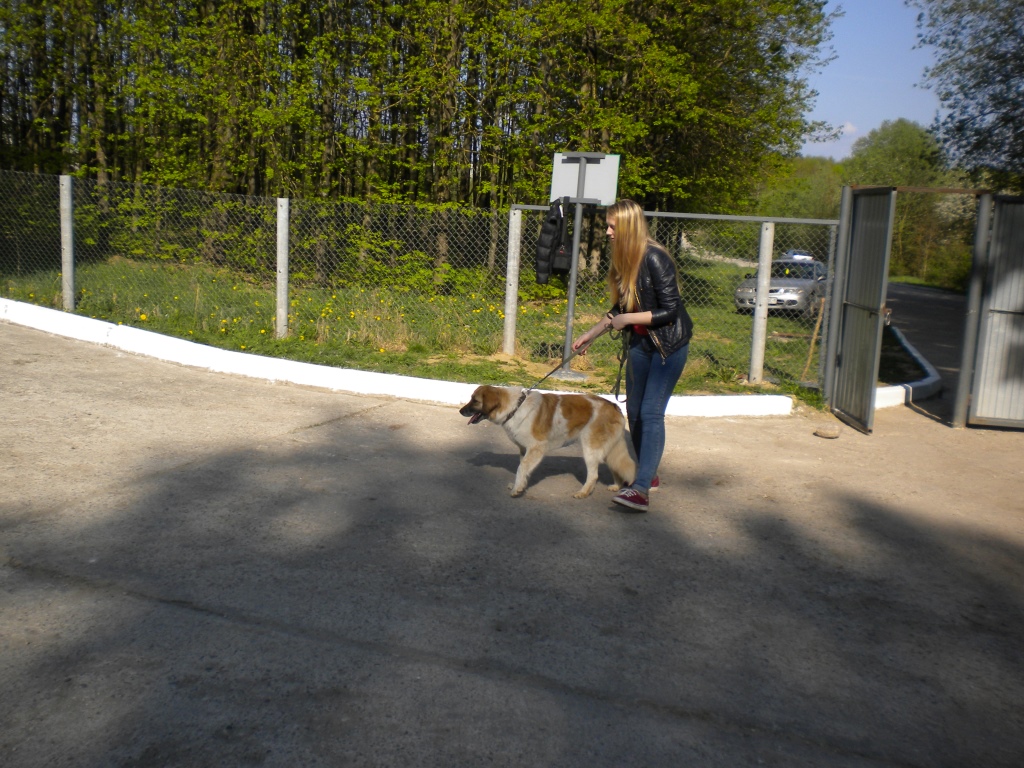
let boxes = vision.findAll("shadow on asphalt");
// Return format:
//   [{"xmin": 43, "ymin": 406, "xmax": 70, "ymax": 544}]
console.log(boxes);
[{"xmin": 5, "ymin": 418, "xmax": 1024, "ymax": 767}]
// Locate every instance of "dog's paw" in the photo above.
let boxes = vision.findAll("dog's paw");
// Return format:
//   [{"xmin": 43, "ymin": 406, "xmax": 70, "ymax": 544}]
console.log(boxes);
[
  {"xmin": 510, "ymin": 488, "xmax": 525, "ymax": 498},
  {"xmin": 608, "ymin": 483, "xmax": 623, "ymax": 492},
  {"xmin": 573, "ymin": 488, "xmax": 594, "ymax": 499}
]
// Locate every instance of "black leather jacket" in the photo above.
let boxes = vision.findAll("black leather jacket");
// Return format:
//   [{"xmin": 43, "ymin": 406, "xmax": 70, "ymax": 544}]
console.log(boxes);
[{"xmin": 610, "ymin": 245, "xmax": 693, "ymax": 358}]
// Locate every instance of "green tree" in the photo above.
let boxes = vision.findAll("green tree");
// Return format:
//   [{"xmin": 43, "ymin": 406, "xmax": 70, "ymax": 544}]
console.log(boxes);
[
  {"xmin": 0, "ymin": 0, "xmax": 837, "ymax": 210},
  {"xmin": 753, "ymin": 156, "xmax": 843, "ymax": 220},
  {"xmin": 841, "ymin": 118, "xmax": 971, "ymax": 284},
  {"xmin": 907, "ymin": 0, "xmax": 1024, "ymax": 191},
  {"xmin": 842, "ymin": 118, "xmax": 946, "ymax": 189}
]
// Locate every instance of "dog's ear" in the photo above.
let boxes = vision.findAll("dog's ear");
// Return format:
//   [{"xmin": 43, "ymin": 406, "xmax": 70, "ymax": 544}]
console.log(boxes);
[
  {"xmin": 479, "ymin": 385, "xmax": 503, "ymax": 418},
  {"xmin": 472, "ymin": 385, "xmax": 487, "ymax": 410}
]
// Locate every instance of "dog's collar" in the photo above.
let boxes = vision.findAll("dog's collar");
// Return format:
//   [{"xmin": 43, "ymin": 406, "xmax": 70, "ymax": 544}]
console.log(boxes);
[{"xmin": 500, "ymin": 390, "xmax": 529, "ymax": 425}]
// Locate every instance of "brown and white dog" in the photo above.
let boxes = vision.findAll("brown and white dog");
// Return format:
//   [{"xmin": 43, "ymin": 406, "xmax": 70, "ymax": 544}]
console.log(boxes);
[{"xmin": 460, "ymin": 385, "xmax": 636, "ymax": 498}]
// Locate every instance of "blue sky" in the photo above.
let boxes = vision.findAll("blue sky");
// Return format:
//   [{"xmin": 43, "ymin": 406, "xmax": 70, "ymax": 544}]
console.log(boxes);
[{"xmin": 799, "ymin": 0, "xmax": 943, "ymax": 160}]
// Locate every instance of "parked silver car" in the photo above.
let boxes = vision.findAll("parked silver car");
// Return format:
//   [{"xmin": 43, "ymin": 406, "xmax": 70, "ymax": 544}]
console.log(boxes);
[{"xmin": 733, "ymin": 255, "xmax": 827, "ymax": 318}]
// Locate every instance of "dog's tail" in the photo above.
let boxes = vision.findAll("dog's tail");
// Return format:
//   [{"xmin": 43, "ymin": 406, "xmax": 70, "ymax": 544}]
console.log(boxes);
[{"xmin": 606, "ymin": 432, "xmax": 636, "ymax": 487}]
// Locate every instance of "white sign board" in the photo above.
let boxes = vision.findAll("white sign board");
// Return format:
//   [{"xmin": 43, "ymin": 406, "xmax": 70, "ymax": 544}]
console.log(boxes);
[{"xmin": 549, "ymin": 153, "xmax": 620, "ymax": 206}]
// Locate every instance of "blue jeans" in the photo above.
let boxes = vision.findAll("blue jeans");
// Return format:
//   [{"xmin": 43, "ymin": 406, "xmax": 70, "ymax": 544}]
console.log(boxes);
[{"xmin": 626, "ymin": 340, "xmax": 689, "ymax": 493}]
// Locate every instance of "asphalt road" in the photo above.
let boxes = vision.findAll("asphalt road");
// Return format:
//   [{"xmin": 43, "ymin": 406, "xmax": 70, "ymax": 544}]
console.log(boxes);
[
  {"xmin": 885, "ymin": 282, "xmax": 967, "ymax": 422},
  {"xmin": 2, "ymin": 320, "xmax": 1023, "ymax": 768}
]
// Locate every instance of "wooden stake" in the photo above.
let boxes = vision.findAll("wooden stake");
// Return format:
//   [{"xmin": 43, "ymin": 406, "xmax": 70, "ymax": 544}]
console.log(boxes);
[{"xmin": 800, "ymin": 298, "xmax": 826, "ymax": 382}]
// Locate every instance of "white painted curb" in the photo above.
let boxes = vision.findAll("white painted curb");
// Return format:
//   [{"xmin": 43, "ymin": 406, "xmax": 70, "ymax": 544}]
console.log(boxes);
[
  {"xmin": 1, "ymin": 298, "xmax": 794, "ymax": 417},
  {"xmin": 875, "ymin": 326, "xmax": 943, "ymax": 409}
]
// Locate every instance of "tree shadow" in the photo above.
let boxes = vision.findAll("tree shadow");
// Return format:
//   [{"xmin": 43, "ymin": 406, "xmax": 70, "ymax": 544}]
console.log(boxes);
[{"xmin": 2, "ymin": 417, "xmax": 1023, "ymax": 767}]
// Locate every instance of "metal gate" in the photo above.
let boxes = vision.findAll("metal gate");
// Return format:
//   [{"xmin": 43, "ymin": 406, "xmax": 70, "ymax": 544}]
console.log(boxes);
[
  {"xmin": 958, "ymin": 195, "xmax": 1024, "ymax": 428},
  {"xmin": 823, "ymin": 186, "xmax": 897, "ymax": 434}
]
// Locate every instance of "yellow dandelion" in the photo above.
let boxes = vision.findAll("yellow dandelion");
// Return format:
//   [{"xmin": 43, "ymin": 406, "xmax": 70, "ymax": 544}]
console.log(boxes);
[{"xmin": 140, "ymin": 314, "xmax": 147, "ymax": 321}]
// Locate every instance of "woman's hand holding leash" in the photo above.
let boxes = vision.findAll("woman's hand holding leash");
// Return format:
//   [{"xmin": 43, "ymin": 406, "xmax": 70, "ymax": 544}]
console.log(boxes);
[
  {"xmin": 609, "ymin": 312, "xmax": 636, "ymax": 331},
  {"xmin": 573, "ymin": 310, "xmax": 649, "ymax": 355},
  {"xmin": 572, "ymin": 313, "xmax": 616, "ymax": 356}
]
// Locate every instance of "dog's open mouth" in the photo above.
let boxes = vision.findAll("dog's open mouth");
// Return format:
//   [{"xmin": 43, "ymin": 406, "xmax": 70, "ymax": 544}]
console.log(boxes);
[{"xmin": 467, "ymin": 412, "xmax": 483, "ymax": 425}]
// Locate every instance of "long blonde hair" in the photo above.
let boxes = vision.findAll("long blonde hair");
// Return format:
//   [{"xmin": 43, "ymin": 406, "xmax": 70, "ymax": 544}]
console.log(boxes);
[{"xmin": 607, "ymin": 199, "xmax": 660, "ymax": 311}]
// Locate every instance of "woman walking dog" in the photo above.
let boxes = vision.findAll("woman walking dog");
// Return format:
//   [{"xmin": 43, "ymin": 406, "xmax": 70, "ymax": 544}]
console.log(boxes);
[{"xmin": 572, "ymin": 199, "xmax": 693, "ymax": 512}]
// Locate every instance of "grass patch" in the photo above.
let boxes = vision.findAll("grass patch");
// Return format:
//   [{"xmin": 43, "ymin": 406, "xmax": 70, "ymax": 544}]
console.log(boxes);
[
  {"xmin": 3, "ymin": 255, "xmax": 828, "ymax": 403},
  {"xmin": 888, "ymin": 275, "xmax": 966, "ymax": 293}
]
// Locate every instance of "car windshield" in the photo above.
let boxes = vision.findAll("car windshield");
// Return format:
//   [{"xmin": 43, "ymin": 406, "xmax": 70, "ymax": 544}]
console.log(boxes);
[{"xmin": 769, "ymin": 262, "xmax": 813, "ymax": 280}]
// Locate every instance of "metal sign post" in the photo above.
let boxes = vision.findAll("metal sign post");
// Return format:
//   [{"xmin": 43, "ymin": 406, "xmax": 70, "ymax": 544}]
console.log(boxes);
[{"xmin": 548, "ymin": 152, "xmax": 620, "ymax": 375}]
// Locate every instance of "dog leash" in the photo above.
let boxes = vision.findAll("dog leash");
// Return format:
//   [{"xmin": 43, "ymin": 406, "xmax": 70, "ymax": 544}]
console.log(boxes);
[
  {"xmin": 501, "ymin": 325, "xmax": 615, "ymax": 425},
  {"xmin": 610, "ymin": 327, "xmax": 632, "ymax": 402}
]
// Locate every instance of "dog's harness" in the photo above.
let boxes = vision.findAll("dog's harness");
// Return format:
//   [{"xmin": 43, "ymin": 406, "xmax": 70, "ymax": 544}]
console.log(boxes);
[{"xmin": 501, "ymin": 325, "xmax": 617, "ymax": 424}]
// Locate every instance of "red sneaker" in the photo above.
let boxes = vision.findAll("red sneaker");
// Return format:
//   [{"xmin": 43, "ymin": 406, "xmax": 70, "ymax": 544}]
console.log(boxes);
[
  {"xmin": 612, "ymin": 487, "xmax": 649, "ymax": 512},
  {"xmin": 650, "ymin": 475, "xmax": 661, "ymax": 492}
]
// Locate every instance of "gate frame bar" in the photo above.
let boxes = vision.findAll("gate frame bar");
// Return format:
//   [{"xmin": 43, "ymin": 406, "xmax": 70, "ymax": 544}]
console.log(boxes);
[{"xmin": 951, "ymin": 193, "xmax": 993, "ymax": 428}]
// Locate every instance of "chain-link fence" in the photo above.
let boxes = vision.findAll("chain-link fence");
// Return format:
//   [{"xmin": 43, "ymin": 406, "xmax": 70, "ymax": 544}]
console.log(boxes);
[
  {"xmin": 0, "ymin": 171, "xmax": 509, "ymax": 365},
  {"xmin": 513, "ymin": 205, "xmax": 838, "ymax": 390},
  {"xmin": 0, "ymin": 170, "xmax": 837, "ymax": 392},
  {"xmin": 0, "ymin": 172, "xmax": 61, "ymax": 305},
  {"xmin": 287, "ymin": 199, "xmax": 508, "ymax": 354}
]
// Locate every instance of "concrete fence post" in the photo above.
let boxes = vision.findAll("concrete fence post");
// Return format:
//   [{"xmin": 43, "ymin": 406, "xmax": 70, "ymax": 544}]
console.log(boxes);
[
  {"xmin": 748, "ymin": 221, "xmax": 775, "ymax": 384},
  {"xmin": 503, "ymin": 208, "xmax": 523, "ymax": 355},
  {"xmin": 276, "ymin": 198, "xmax": 289, "ymax": 339},
  {"xmin": 60, "ymin": 175, "xmax": 74, "ymax": 311}
]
